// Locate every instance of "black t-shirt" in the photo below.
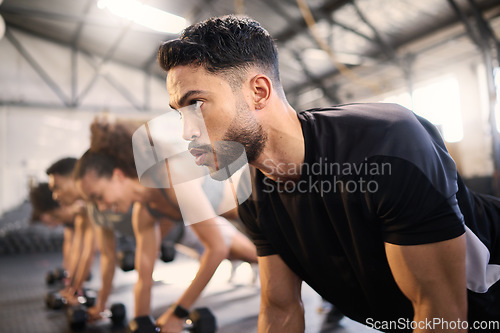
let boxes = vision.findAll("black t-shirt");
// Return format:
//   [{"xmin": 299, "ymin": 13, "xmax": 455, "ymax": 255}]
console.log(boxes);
[{"xmin": 238, "ymin": 103, "xmax": 500, "ymax": 332}]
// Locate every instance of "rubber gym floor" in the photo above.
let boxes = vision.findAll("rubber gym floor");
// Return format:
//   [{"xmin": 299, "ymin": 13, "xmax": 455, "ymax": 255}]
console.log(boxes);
[
  {"xmin": 0, "ymin": 202, "xmax": 379, "ymax": 333},
  {"xmin": 0, "ymin": 251, "xmax": 387, "ymax": 333}
]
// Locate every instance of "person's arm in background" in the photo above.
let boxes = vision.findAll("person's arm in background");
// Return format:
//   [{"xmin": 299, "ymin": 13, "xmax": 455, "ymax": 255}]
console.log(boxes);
[
  {"xmin": 62, "ymin": 226, "xmax": 74, "ymax": 277},
  {"xmin": 88, "ymin": 225, "xmax": 116, "ymax": 321},
  {"xmin": 60, "ymin": 213, "xmax": 85, "ymax": 300},
  {"xmin": 156, "ymin": 183, "xmax": 229, "ymax": 333},
  {"xmin": 71, "ymin": 213, "xmax": 97, "ymax": 293},
  {"xmin": 132, "ymin": 202, "xmax": 159, "ymax": 317}
]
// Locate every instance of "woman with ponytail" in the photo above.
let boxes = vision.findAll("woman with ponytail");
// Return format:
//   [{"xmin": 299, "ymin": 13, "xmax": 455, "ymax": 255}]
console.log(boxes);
[{"xmin": 74, "ymin": 116, "xmax": 257, "ymax": 332}]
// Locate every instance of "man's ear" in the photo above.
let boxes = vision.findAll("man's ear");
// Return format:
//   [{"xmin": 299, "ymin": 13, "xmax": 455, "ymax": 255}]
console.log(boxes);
[{"xmin": 250, "ymin": 74, "xmax": 273, "ymax": 110}]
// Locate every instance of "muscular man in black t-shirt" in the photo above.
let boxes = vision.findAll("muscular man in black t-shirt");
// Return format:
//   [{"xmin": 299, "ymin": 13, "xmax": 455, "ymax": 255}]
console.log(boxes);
[{"xmin": 158, "ymin": 15, "xmax": 500, "ymax": 332}]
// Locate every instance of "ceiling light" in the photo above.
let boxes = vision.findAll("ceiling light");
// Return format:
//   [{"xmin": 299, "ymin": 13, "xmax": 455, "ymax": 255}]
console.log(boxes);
[{"xmin": 97, "ymin": 0, "xmax": 187, "ymax": 34}]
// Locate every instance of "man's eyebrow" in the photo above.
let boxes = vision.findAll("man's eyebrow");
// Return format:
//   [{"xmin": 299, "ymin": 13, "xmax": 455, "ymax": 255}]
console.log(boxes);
[{"xmin": 169, "ymin": 90, "xmax": 206, "ymax": 110}]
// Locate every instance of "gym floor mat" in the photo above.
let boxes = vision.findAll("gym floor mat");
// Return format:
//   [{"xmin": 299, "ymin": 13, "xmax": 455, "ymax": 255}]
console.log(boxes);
[{"xmin": 0, "ymin": 252, "xmax": 377, "ymax": 333}]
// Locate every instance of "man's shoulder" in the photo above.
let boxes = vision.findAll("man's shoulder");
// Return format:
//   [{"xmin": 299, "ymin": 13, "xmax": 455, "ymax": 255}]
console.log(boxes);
[
  {"xmin": 298, "ymin": 103, "xmax": 426, "ymax": 162},
  {"xmin": 299, "ymin": 103, "xmax": 415, "ymax": 126}
]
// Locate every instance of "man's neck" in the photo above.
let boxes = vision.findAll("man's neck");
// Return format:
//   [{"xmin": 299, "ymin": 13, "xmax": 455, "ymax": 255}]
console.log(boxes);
[{"xmin": 253, "ymin": 103, "xmax": 305, "ymax": 182}]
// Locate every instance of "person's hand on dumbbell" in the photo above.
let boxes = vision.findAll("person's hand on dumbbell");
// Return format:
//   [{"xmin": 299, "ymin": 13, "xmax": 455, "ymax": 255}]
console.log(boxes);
[
  {"xmin": 59, "ymin": 286, "xmax": 78, "ymax": 304},
  {"xmin": 59, "ymin": 286, "xmax": 79, "ymax": 306},
  {"xmin": 87, "ymin": 303, "xmax": 105, "ymax": 323},
  {"xmin": 155, "ymin": 305, "xmax": 185, "ymax": 333}
]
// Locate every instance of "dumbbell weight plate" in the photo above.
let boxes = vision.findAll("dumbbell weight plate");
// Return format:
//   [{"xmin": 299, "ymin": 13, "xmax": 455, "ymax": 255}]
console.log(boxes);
[
  {"xmin": 127, "ymin": 315, "xmax": 159, "ymax": 333},
  {"xmin": 82, "ymin": 289, "xmax": 97, "ymax": 307},
  {"xmin": 45, "ymin": 292, "xmax": 64, "ymax": 309},
  {"xmin": 189, "ymin": 307, "xmax": 217, "ymax": 333},
  {"xmin": 118, "ymin": 250, "xmax": 135, "ymax": 272},
  {"xmin": 45, "ymin": 271, "xmax": 55, "ymax": 285},
  {"xmin": 53, "ymin": 268, "xmax": 66, "ymax": 280},
  {"xmin": 160, "ymin": 241, "xmax": 176, "ymax": 263},
  {"xmin": 67, "ymin": 305, "xmax": 87, "ymax": 330},
  {"xmin": 110, "ymin": 303, "xmax": 127, "ymax": 325}
]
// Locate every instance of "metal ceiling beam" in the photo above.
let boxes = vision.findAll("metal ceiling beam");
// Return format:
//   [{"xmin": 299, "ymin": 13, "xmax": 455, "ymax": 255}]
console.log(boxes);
[
  {"xmin": 329, "ymin": 19, "xmax": 376, "ymax": 45},
  {"xmin": 80, "ymin": 51, "xmax": 144, "ymax": 111},
  {"xmin": 448, "ymin": 0, "xmax": 500, "ymax": 194},
  {"xmin": 74, "ymin": 22, "xmax": 134, "ymax": 105},
  {"xmin": 72, "ymin": 0, "xmax": 94, "ymax": 47},
  {"xmin": 1, "ymin": 21, "xmax": 142, "ymax": 74},
  {"xmin": 0, "ymin": 5, "xmax": 118, "ymax": 28},
  {"xmin": 274, "ymin": 0, "xmax": 353, "ymax": 43},
  {"xmin": 2, "ymin": 24, "xmax": 167, "ymax": 111},
  {"xmin": 141, "ymin": 0, "xmax": 219, "ymax": 72},
  {"xmin": 183, "ymin": 0, "xmax": 219, "ymax": 24},
  {"xmin": 292, "ymin": 50, "xmax": 339, "ymax": 105},
  {"xmin": 351, "ymin": 0, "xmax": 396, "ymax": 60},
  {"xmin": 0, "ymin": 100, "xmax": 152, "ymax": 113},
  {"xmin": 5, "ymin": 29, "xmax": 70, "ymax": 107},
  {"xmin": 71, "ymin": 0, "xmax": 95, "ymax": 106},
  {"xmin": 262, "ymin": 0, "xmax": 375, "ymax": 46},
  {"xmin": 446, "ymin": 0, "xmax": 483, "ymax": 48},
  {"xmin": 467, "ymin": 0, "xmax": 500, "ymax": 64},
  {"xmin": 286, "ymin": 4, "xmax": 500, "ymax": 97},
  {"xmin": 467, "ymin": 0, "xmax": 500, "ymax": 194}
]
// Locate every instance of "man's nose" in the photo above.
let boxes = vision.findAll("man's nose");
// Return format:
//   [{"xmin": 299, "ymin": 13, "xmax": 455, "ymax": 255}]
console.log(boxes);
[{"xmin": 181, "ymin": 115, "xmax": 202, "ymax": 141}]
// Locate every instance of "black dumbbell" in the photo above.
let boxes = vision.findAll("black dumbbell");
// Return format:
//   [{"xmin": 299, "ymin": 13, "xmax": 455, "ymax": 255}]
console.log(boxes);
[
  {"xmin": 46, "ymin": 268, "xmax": 67, "ymax": 285},
  {"xmin": 128, "ymin": 307, "xmax": 216, "ymax": 333},
  {"xmin": 160, "ymin": 241, "xmax": 176, "ymax": 263},
  {"xmin": 118, "ymin": 249, "xmax": 135, "ymax": 272},
  {"xmin": 45, "ymin": 291, "xmax": 65, "ymax": 309},
  {"xmin": 81, "ymin": 288, "xmax": 97, "ymax": 308},
  {"xmin": 45, "ymin": 289, "xmax": 97, "ymax": 309},
  {"xmin": 67, "ymin": 303, "xmax": 127, "ymax": 330}
]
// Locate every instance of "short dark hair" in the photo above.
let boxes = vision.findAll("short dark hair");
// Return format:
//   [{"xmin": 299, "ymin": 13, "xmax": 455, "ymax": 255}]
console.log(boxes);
[
  {"xmin": 74, "ymin": 150, "xmax": 116, "ymax": 181},
  {"xmin": 158, "ymin": 15, "xmax": 282, "ymax": 94},
  {"xmin": 29, "ymin": 182, "xmax": 60, "ymax": 222},
  {"xmin": 46, "ymin": 157, "xmax": 77, "ymax": 177}
]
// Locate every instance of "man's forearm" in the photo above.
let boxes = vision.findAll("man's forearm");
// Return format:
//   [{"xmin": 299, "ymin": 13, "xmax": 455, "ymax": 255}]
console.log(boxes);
[
  {"xmin": 412, "ymin": 303, "xmax": 467, "ymax": 333},
  {"xmin": 258, "ymin": 302, "xmax": 305, "ymax": 333}
]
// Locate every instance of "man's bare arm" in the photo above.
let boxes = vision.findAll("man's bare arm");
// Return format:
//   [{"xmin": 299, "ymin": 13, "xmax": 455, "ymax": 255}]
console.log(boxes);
[
  {"xmin": 385, "ymin": 234, "xmax": 467, "ymax": 333},
  {"xmin": 258, "ymin": 254, "xmax": 304, "ymax": 333}
]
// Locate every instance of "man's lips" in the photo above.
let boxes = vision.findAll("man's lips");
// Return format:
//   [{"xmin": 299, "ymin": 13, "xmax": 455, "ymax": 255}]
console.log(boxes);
[{"xmin": 189, "ymin": 148, "xmax": 208, "ymax": 166}]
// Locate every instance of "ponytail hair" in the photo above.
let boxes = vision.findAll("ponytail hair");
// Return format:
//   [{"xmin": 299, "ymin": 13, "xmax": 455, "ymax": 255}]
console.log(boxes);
[{"xmin": 87, "ymin": 116, "xmax": 143, "ymax": 179}]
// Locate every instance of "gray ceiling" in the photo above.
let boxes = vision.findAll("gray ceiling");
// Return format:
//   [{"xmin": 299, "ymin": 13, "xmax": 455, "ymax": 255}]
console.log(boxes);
[{"xmin": 1, "ymin": 0, "xmax": 500, "ymax": 107}]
